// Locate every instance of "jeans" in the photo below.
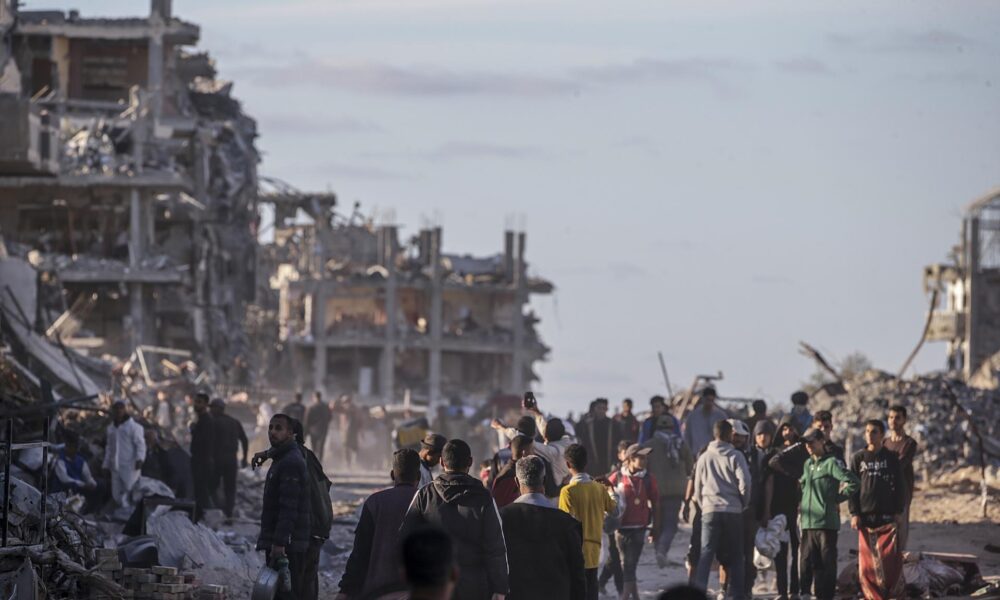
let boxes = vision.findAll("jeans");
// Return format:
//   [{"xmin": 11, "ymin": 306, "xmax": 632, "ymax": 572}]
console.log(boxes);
[
  {"xmin": 656, "ymin": 496, "xmax": 683, "ymax": 558},
  {"xmin": 800, "ymin": 529, "xmax": 838, "ymax": 600},
  {"xmin": 774, "ymin": 515, "xmax": 800, "ymax": 597},
  {"xmin": 616, "ymin": 528, "xmax": 646, "ymax": 584},
  {"xmin": 598, "ymin": 531, "xmax": 623, "ymax": 593},
  {"xmin": 694, "ymin": 511, "xmax": 745, "ymax": 600}
]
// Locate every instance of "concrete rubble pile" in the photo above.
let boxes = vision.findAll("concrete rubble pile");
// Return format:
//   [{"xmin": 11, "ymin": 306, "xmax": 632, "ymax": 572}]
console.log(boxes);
[{"xmin": 810, "ymin": 369, "xmax": 1000, "ymax": 479}]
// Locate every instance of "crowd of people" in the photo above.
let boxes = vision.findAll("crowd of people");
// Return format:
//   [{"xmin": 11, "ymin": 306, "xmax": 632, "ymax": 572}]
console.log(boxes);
[{"xmin": 53, "ymin": 382, "xmax": 919, "ymax": 600}]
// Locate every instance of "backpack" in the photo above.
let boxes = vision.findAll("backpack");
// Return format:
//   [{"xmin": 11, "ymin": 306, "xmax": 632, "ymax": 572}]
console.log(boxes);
[{"xmin": 301, "ymin": 445, "xmax": 333, "ymax": 539}]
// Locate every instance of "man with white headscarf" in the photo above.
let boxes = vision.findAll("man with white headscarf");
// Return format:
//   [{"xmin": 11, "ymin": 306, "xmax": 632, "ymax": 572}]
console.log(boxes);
[{"xmin": 102, "ymin": 400, "xmax": 146, "ymax": 508}]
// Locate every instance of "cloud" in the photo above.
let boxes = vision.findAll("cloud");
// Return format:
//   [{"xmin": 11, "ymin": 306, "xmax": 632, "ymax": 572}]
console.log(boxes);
[
  {"xmin": 259, "ymin": 115, "xmax": 384, "ymax": 135},
  {"xmin": 773, "ymin": 57, "xmax": 833, "ymax": 76},
  {"xmin": 311, "ymin": 162, "xmax": 415, "ymax": 181},
  {"xmin": 827, "ymin": 29, "xmax": 976, "ymax": 54},
  {"xmin": 574, "ymin": 57, "xmax": 747, "ymax": 90},
  {"xmin": 234, "ymin": 60, "xmax": 580, "ymax": 96}
]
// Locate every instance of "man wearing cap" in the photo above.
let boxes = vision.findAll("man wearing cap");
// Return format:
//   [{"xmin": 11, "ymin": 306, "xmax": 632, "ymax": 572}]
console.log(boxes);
[
  {"xmin": 608, "ymin": 444, "xmax": 659, "ymax": 600},
  {"xmin": 799, "ymin": 429, "xmax": 859, "ymax": 600},
  {"xmin": 419, "ymin": 433, "xmax": 447, "ymax": 488},
  {"xmin": 682, "ymin": 387, "xmax": 729, "ymax": 456},
  {"xmin": 210, "ymin": 397, "xmax": 249, "ymax": 520},
  {"xmin": 102, "ymin": 401, "xmax": 146, "ymax": 508},
  {"xmin": 692, "ymin": 419, "xmax": 751, "ymax": 600},
  {"xmin": 641, "ymin": 413, "xmax": 693, "ymax": 569}
]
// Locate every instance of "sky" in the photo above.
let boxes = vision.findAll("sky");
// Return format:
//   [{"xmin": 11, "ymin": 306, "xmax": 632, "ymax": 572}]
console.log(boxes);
[{"xmin": 39, "ymin": 0, "xmax": 1000, "ymax": 415}]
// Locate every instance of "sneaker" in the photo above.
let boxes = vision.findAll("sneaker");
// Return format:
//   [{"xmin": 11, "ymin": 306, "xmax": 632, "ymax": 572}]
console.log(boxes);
[{"xmin": 656, "ymin": 553, "xmax": 668, "ymax": 569}]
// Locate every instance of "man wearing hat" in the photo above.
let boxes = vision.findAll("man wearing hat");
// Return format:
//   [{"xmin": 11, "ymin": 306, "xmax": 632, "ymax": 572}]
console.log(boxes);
[
  {"xmin": 419, "ymin": 433, "xmax": 447, "ymax": 488},
  {"xmin": 798, "ymin": 429, "xmax": 859, "ymax": 600},
  {"xmin": 608, "ymin": 444, "xmax": 659, "ymax": 600}
]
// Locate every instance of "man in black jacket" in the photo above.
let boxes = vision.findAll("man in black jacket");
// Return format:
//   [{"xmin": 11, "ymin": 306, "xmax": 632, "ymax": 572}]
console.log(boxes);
[
  {"xmin": 304, "ymin": 391, "xmax": 331, "ymax": 462},
  {"xmin": 256, "ymin": 414, "xmax": 311, "ymax": 599},
  {"xmin": 209, "ymin": 398, "xmax": 248, "ymax": 521},
  {"xmin": 578, "ymin": 398, "xmax": 622, "ymax": 477},
  {"xmin": 849, "ymin": 419, "xmax": 905, "ymax": 600},
  {"xmin": 401, "ymin": 439, "xmax": 508, "ymax": 600},
  {"xmin": 501, "ymin": 456, "xmax": 585, "ymax": 600},
  {"xmin": 336, "ymin": 449, "xmax": 421, "ymax": 599},
  {"xmin": 190, "ymin": 393, "xmax": 215, "ymax": 522}
]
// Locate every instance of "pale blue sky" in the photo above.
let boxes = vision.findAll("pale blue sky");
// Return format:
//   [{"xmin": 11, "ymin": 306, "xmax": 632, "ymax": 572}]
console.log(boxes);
[{"xmin": 45, "ymin": 0, "xmax": 1000, "ymax": 414}]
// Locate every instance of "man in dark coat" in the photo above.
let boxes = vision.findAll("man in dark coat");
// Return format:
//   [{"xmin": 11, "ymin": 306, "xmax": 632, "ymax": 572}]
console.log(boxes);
[
  {"xmin": 209, "ymin": 398, "xmax": 248, "ymax": 520},
  {"xmin": 190, "ymin": 393, "xmax": 215, "ymax": 522},
  {"xmin": 256, "ymin": 413, "xmax": 311, "ymax": 599},
  {"xmin": 577, "ymin": 398, "xmax": 622, "ymax": 477},
  {"xmin": 401, "ymin": 439, "xmax": 508, "ymax": 600},
  {"xmin": 336, "ymin": 449, "xmax": 421, "ymax": 599},
  {"xmin": 304, "ymin": 391, "xmax": 332, "ymax": 461},
  {"xmin": 501, "ymin": 456, "xmax": 585, "ymax": 600}
]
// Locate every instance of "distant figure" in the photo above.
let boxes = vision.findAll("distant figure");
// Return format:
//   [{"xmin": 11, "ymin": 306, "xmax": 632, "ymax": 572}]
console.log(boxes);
[
  {"xmin": 811, "ymin": 410, "xmax": 845, "ymax": 463},
  {"xmin": 639, "ymin": 395, "xmax": 680, "ymax": 444},
  {"xmin": 691, "ymin": 420, "xmax": 750, "ymax": 600},
  {"xmin": 102, "ymin": 400, "xmax": 146, "ymax": 508},
  {"xmin": 401, "ymin": 439, "xmax": 508, "ymax": 600},
  {"xmin": 491, "ymin": 435, "xmax": 534, "ymax": 509},
  {"xmin": 304, "ymin": 391, "xmax": 332, "ymax": 461},
  {"xmin": 283, "ymin": 391, "xmax": 307, "ymax": 424},
  {"xmin": 614, "ymin": 398, "xmax": 640, "ymax": 444},
  {"xmin": 401, "ymin": 527, "xmax": 459, "ymax": 600},
  {"xmin": 849, "ymin": 420, "xmax": 904, "ymax": 600},
  {"xmin": 336, "ymin": 449, "xmax": 421, "ymax": 599},
  {"xmin": 798, "ymin": 429, "xmax": 859, "ymax": 600},
  {"xmin": 210, "ymin": 398, "xmax": 249, "ymax": 520},
  {"xmin": 501, "ymin": 456, "xmax": 585, "ymax": 600},
  {"xmin": 419, "ymin": 433, "xmax": 448, "ymax": 488},
  {"xmin": 884, "ymin": 405, "xmax": 917, "ymax": 551},
  {"xmin": 641, "ymin": 414, "xmax": 693, "ymax": 569},
  {"xmin": 340, "ymin": 395, "xmax": 361, "ymax": 469},
  {"xmin": 577, "ymin": 398, "xmax": 622, "ymax": 477},
  {"xmin": 53, "ymin": 433, "xmax": 97, "ymax": 494},
  {"xmin": 189, "ymin": 393, "xmax": 215, "ymax": 522},
  {"xmin": 256, "ymin": 413, "xmax": 311, "ymax": 599},
  {"xmin": 682, "ymin": 387, "xmax": 728, "ymax": 456},
  {"xmin": 154, "ymin": 390, "xmax": 174, "ymax": 429},
  {"xmin": 744, "ymin": 399, "xmax": 772, "ymax": 435},
  {"xmin": 559, "ymin": 443, "xmax": 617, "ymax": 600},
  {"xmin": 788, "ymin": 391, "xmax": 812, "ymax": 435}
]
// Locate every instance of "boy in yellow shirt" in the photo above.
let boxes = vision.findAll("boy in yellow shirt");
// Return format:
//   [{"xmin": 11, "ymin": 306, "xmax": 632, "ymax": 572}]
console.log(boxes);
[{"xmin": 559, "ymin": 443, "xmax": 617, "ymax": 600}]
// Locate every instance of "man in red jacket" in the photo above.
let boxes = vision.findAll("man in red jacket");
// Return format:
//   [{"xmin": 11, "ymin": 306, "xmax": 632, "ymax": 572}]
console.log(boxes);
[
  {"xmin": 491, "ymin": 435, "xmax": 533, "ymax": 508},
  {"xmin": 608, "ymin": 444, "xmax": 660, "ymax": 600}
]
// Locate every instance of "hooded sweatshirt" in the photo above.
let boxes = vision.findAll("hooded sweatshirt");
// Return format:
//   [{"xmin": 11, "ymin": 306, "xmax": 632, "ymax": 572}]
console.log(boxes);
[
  {"xmin": 693, "ymin": 440, "xmax": 751, "ymax": 514},
  {"xmin": 400, "ymin": 471, "xmax": 508, "ymax": 597}
]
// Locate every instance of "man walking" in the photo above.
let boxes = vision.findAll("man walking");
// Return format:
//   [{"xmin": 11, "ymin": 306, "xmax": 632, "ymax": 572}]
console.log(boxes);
[
  {"xmin": 615, "ymin": 398, "xmax": 641, "ymax": 443},
  {"xmin": 401, "ymin": 439, "xmax": 508, "ymax": 600},
  {"xmin": 418, "ymin": 433, "xmax": 447, "ymax": 488},
  {"xmin": 559, "ymin": 443, "xmax": 618, "ymax": 600},
  {"xmin": 578, "ymin": 398, "xmax": 622, "ymax": 477},
  {"xmin": 639, "ymin": 396, "xmax": 680, "ymax": 444},
  {"xmin": 283, "ymin": 391, "xmax": 307, "ymax": 424},
  {"xmin": 337, "ymin": 449, "xmax": 421, "ymax": 599},
  {"xmin": 189, "ymin": 393, "xmax": 215, "ymax": 522},
  {"xmin": 102, "ymin": 401, "xmax": 146, "ymax": 509},
  {"xmin": 799, "ymin": 429, "xmax": 859, "ymax": 600},
  {"xmin": 609, "ymin": 444, "xmax": 659, "ymax": 600},
  {"xmin": 884, "ymin": 405, "xmax": 917, "ymax": 551},
  {"xmin": 692, "ymin": 420, "xmax": 751, "ymax": 600},
  {"xmin": 209, "ymin": 398, "xmax": 248, "ymax": 521},
  {"xmin": 304, "ymin": 391, "xmax": 332, "ymax": 462},
  {"xmin": 501, "ymin": 456, "xmax": 585, "ymax": 600},
  {"xmin": 849, "ymin": 420, "xmax": 905, "ymax": 600},
  {"xmin": 642, "ymin": 414, "xmax": 693, "ymax": 569},
  {"xmin": 683, "ymin": 387, "xmax": 729, "ymax": 455},
  {"xmin": 257, "ymin": 413, "xmax": 311, "ymax": 599}
]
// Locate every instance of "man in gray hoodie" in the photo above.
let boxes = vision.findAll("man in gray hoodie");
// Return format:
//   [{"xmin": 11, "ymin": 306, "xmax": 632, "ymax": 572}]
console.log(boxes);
[{"xmin": 692, "ymin": 419, "xmax": 751, "ymax": 600}]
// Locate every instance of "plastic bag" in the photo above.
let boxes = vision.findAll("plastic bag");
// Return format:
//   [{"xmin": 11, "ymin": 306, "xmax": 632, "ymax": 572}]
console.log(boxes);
[
  {"xmin": 754, "ymin": 547, "xmax": 773, "ymax": 571},
  {"xmin": 754, "ymin": 514, "xmax": 788, "ymax": 559}
]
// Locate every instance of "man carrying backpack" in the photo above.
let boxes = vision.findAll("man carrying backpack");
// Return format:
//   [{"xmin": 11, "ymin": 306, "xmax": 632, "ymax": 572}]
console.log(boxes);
[{"xmin": 608, "ymin": 444, "xmax": 659, "ymax": 600}]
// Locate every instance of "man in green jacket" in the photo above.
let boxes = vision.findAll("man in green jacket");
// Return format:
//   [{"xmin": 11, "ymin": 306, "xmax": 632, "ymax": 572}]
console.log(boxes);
[{"xmin": 799, "ymin": 429, "xmax": 859, "ymax": 600}]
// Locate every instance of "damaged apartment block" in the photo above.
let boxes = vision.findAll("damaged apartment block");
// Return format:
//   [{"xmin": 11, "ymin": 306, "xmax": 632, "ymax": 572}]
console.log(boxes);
[
  {"xmin": 0, "ymin": 0, "xmax": 260, "ymax": 385},
  {"xmin": 266, "ymin": 198, "xmax": 554, "ymax": 406}
]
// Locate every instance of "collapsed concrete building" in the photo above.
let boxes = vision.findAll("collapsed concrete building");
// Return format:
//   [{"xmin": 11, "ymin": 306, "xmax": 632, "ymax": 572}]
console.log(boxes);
[
  {"xmin": 0, "ymin": 0, "xmax": 554, "ymax": 406},
  {"xmin": 923, "ymin": 187, "xmax": 1000, "ymax": 385}
]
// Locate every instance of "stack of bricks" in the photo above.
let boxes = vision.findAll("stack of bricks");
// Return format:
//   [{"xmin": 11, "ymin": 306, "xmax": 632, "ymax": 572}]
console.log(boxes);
[
  {"xmin": 106, "ymin": 565, "xmax": 227, "ymax": 600},
  {"xmin": 94, "ymin": 548, "xmax": 123, "ymax": 585}
]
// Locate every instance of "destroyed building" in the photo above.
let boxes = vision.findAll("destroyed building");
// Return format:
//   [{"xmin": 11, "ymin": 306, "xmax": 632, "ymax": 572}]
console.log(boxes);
[
  {"xmin": 923, "ymin": 187, "xmax": 1000, "ymax": 385},
  {"xmin": 263, "ymin": 193, "xmax": 554, "ymax": 406},
  {"xmin": 0, "ymin": 0, "xmax": 260, "ymax": 385}
]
